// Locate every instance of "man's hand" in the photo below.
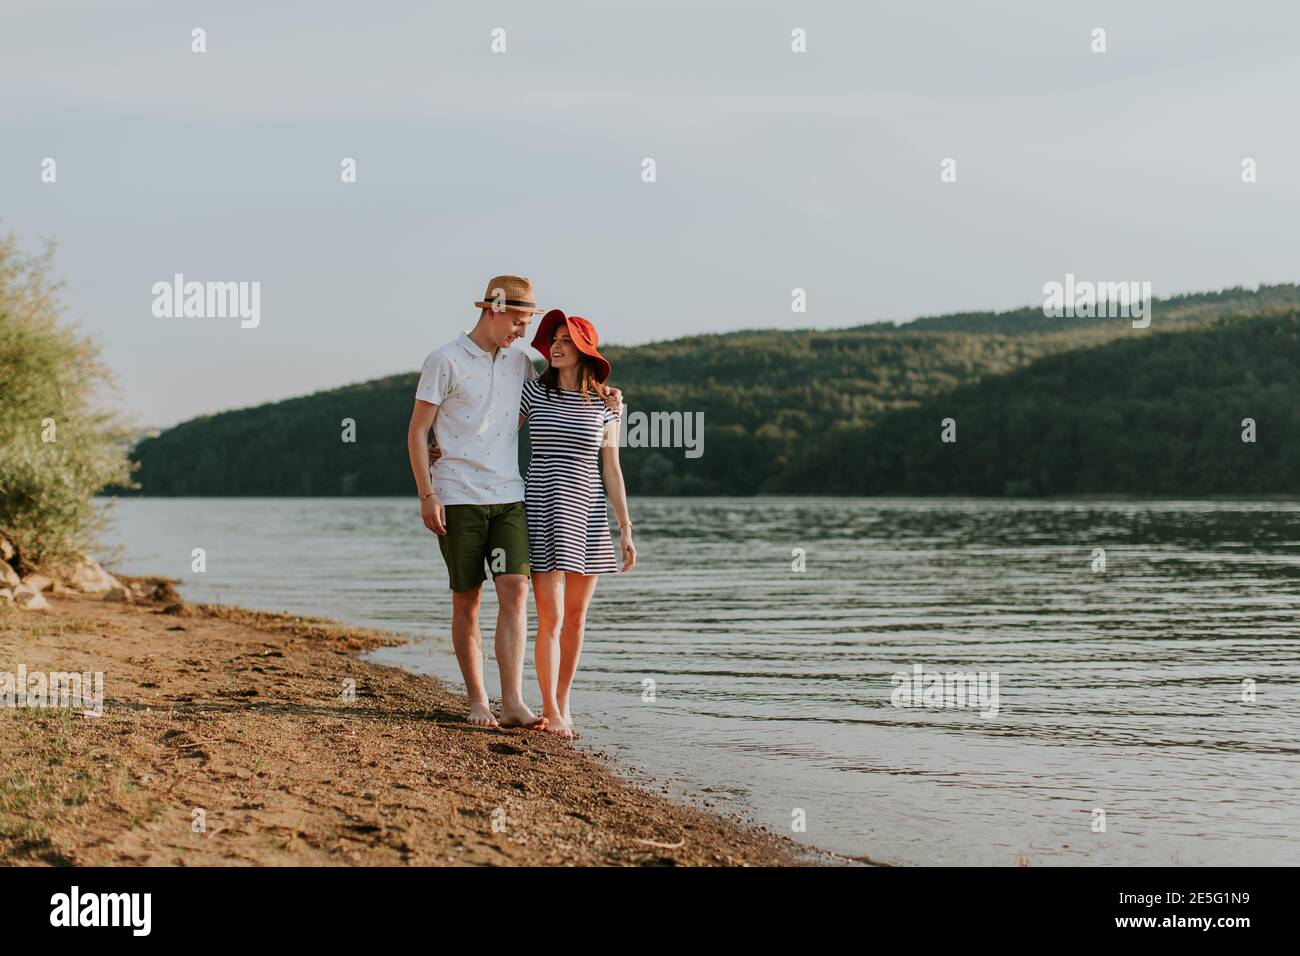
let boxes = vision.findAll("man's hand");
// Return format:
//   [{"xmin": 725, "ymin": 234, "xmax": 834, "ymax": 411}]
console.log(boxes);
[
  {"xmin": 603, "ymin": 386, "xmax": 624, "ymax": 416},
  {"xmin": 421, "ymin": 495, "xmax": 447, "ymax": 535}
]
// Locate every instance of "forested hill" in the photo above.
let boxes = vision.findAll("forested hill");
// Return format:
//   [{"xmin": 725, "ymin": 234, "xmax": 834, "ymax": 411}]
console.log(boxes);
[
  {"xmin": 122, "ymin": 285, "xmax": 1300, "ymax": 497},
  {"xmin": 882, "ymin": 283, "xmax": 1300, "ymax": 335},
  {"xmin": 775, "ymin": 311, "xmax": 1300, "ymax": 496}
]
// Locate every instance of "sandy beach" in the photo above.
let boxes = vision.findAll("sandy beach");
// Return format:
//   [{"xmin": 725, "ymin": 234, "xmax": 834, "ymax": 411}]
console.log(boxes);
[{"xmin": 0, "ymin": 585, "xmax": 818, "ymax": 866}]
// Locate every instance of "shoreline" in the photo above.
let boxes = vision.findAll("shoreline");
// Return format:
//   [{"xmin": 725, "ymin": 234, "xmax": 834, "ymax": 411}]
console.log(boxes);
[
  {"xmin": 0, "ymin": 589, "xmax": 829, "ymax": 866},
  {"xmin": 98, "ymin": 493, "xmax": 1300, "ymax": 502}
]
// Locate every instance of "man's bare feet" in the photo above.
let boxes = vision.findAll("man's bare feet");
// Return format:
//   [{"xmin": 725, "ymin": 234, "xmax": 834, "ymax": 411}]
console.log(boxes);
[
  {"xmin": 499, "ymin": 702, "xmax": 547, "ymax": 730},
  {"xmin": 466, "ymin": 700, "xmax": 499, "ymax": 727}
]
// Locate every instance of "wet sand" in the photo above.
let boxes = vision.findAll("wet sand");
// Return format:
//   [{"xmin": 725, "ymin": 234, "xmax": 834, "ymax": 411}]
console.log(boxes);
[{"xmin": 0, "ymin": 589, "xmax": 822, "ymax": 866}]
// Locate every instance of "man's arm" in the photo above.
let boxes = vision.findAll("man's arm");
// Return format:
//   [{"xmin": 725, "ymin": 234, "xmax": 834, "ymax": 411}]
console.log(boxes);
[{"xmin": 407, "ymin": 399, "xmax": 446, "ymax": 535}]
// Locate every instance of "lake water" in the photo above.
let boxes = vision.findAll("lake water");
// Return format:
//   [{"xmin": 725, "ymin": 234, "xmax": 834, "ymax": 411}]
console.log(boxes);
[{"xmin": 101, "ymin": 497, "xmax": 1300, "ymax": 866}]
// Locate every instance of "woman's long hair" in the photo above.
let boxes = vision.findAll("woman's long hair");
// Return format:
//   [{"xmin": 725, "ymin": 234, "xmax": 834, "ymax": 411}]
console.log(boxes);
[{"xmin": 540, "ymin": 354, "xmax": 608, "ymax": 404}]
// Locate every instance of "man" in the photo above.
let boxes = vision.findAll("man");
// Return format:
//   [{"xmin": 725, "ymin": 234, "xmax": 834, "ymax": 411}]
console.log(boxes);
[{"xmin": 406, "ymin": 275, "xmax": 619, "ymax": 728}]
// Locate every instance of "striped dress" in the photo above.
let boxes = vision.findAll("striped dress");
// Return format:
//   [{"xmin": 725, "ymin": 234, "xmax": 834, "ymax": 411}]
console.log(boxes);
[{"xmin": 521, "ymin": 380, "xmax": 620, "ymax": 575}]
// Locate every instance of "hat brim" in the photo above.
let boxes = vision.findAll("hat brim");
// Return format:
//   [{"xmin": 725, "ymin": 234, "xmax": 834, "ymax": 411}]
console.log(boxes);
[
  {"xmin": 529, "ymin": 310, "xmax": 567, "ymax": 353},
  {"xmin": 474, "ymin": 301, "xmax": 545, "ymax": 315},
  {"xmin": 531, "ymin": 310, "xmax": 612, "ymax": 383}
]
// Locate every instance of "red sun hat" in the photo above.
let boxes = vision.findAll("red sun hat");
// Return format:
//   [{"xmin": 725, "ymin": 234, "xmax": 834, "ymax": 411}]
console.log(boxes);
[{"xmin": 530, "ymin": 309, "xmax": 612, "ymax": 383}]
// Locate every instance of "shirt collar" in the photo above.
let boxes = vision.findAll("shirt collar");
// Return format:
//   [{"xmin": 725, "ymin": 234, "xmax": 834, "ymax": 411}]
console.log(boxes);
[{"xmin": 459, "ymin": 331, "xmax": 490, "ymax": 358}]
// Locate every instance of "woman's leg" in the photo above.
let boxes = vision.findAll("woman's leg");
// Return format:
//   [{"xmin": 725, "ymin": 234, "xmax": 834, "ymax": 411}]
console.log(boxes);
[
  {"xmin": 557, "ymin": 572, "xmax": 599, "ymax": 731},
  {"xmin": 531, "ymin": 571, "xmax": 568, "ymax": 735}
]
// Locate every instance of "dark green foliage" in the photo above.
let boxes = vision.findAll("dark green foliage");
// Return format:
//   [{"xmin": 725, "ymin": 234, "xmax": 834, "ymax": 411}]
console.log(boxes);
[
  {"xmin": 123, "ymin": 286, "xmax": 1300, "ymax": 497},
  {"xmin": 891, "ymin": 283, "xmax": 1300, "ymax": 335},
  {"xmin": 776, "ymin": 313, "xmax": 1300, "ymax": 496}
]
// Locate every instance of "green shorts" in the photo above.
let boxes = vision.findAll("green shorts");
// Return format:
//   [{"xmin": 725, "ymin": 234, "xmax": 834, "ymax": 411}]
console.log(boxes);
[{"xmin": 437, "ymin": 501, "xmax": 531, "ymax": 592}]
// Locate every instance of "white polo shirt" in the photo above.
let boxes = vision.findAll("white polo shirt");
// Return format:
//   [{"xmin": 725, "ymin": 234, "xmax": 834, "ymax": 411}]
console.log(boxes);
[{"xmin": 415, "ymin": 331, "xmax": 541, "ymax": 506}]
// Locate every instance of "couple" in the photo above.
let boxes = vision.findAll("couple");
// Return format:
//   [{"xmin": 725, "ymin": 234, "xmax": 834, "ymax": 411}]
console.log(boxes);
[{"xmin": 406, "ymin": 275, "xmax": 635, "ymax": 739}]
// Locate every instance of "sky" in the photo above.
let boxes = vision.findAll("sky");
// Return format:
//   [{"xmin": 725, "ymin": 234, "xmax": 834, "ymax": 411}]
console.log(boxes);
[{"xmin": 3, "ymin": 0, "xmax": 1298, "ymax": 427}]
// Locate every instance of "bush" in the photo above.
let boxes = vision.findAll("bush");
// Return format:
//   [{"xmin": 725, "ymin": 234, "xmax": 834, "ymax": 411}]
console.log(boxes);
[{"xmin": 0, "ymin": 233, "xmax": 134, "ymax": 569}]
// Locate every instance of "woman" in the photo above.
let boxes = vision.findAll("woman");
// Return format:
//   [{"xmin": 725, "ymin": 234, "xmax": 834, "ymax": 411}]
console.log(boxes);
[{"xmin": 519, "ymin": 309, "xmax": 636, "ymax": 739}]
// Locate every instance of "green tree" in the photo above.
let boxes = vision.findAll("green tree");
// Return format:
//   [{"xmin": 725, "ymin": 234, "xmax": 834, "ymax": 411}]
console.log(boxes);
[{"xmin": 0, "ymin": 233, "xmax": 134, "ymax": 569}]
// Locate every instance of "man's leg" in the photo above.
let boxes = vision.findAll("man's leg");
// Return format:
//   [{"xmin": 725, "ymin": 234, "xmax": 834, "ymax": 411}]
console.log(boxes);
[
  {"xmin": 487, "ymin": 502, "xmax": 543, "ymax": 728},
  {"xmin": 493, "ymin": 573, "xmax": 541, "ymax": 726},
  {"xmin": 450, "ymin": 585, "xmax": 496, "ymax": 726},
  {"xmin": 438, "ymin": 504, "xmax": 495, "ymax": 725}
]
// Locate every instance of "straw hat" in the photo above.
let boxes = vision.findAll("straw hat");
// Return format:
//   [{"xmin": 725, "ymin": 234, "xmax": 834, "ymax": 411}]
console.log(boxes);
[
  {"xmin": 530, "ymin": 309, "xmax": 612, "ymax": 383},
  {"xmin": 474, "ymin": 275, "xmax": 544, "ymax": 315}
]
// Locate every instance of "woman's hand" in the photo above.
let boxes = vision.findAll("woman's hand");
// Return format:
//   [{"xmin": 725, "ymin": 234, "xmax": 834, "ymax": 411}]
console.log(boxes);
[{"xmin": 620, "ymin": 531, "xmax": 636, "ymax": 572}]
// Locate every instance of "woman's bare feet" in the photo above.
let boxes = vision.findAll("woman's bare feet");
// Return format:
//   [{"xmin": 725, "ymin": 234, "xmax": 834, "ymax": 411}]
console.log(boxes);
[
  {"xmin": 542, "ymin": 710, "xmax": 575, "ymax": 739},
  {"xmin": 466, "ymin": 700, "xmax": 499, "ymax": 727}
]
